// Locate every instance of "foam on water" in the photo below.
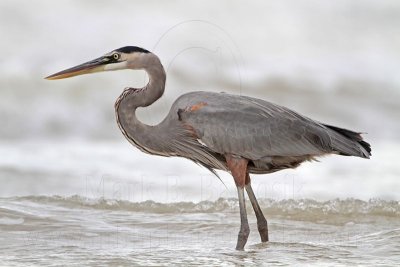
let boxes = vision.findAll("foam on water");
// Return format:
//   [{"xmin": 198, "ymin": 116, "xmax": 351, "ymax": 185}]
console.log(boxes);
[
  {"xmin": 0, "ymin": 195, "xmax": 399, "ymax": 266},
  {"xmin": 3, "ymin": 195, "xmax": 399, "ymax": 219}
]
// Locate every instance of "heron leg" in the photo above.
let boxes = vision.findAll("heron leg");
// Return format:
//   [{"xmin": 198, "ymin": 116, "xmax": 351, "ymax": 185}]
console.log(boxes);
[
  {"xmin": 226, "ymin": 155, "xmax": 250, "ymax": 250},
  {"xmin": 245, "ymin": 173, "xmax": 269, "ymax": 242},
  {"xmin": 236, "ymin": 185, "xmax": 250, "ymax": 250}
]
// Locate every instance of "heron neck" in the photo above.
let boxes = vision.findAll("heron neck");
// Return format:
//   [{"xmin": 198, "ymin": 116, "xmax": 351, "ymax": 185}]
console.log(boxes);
[
  {"xmin": 115, "ymin": 54, "xmax": 169, "ymax": 155},
  {"xmin": 122, "ymin": 54, "xmax": 166, "ymax": 108}
]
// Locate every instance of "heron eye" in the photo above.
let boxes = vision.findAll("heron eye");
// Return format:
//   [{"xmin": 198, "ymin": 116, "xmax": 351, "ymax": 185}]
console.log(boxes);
[{"xmin": 113, "ymin": 53, "xmax": 120, "ymax": 60}]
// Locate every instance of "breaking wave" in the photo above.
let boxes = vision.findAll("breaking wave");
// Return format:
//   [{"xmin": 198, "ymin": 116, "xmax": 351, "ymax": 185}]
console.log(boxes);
[{"xmin": 7, "ymin": 195, "xmax": 400, "ymax": 219}]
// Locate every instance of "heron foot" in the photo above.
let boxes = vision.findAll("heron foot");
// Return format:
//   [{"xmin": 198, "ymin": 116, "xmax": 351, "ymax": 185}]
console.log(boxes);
[
  {"xmin": 236, "ymin": 224, "xmax": 250, "ymax": 250},
  {"xmin": 257, "ymin": 221, "xmax": 269, "ymax": 242}
]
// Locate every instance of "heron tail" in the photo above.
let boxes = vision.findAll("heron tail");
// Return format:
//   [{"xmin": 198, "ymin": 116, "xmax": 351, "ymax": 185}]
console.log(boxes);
[{"xmin": 323, "ymin": 124, "xmax": 371, "ymax": 159}]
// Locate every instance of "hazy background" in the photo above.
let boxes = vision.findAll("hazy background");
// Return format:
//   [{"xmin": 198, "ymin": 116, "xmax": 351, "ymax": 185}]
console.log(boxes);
[{"xmin": 1, "ymin": 0, "xmax": 399, "ymax": 201}]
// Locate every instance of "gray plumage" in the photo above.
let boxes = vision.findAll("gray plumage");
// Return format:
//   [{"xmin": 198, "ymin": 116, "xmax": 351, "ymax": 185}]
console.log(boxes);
[
  {"xmin": 111, "ymin": 51, "xmax": 371, "ymax": 176},
  {"xmin": 46, "ymin": 46, "xmax": 371, "ymax": 250}
]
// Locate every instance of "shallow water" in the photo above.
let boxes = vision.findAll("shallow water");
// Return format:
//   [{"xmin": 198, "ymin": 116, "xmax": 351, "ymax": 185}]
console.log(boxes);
[{"xmin": 0, "ymin": 196, "xmax": 399, "ymax": 266}]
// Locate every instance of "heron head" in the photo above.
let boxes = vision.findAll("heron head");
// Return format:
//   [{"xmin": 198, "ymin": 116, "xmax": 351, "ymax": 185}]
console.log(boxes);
[{"xmin": 45, "ymin": 46, "xmax": 152, "ymax": 80}]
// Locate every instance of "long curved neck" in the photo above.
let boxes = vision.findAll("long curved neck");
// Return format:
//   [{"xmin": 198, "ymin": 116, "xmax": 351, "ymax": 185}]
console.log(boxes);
[{"xmin": 115, "ymin": 53, "xmax": 169, "ymax": 155}]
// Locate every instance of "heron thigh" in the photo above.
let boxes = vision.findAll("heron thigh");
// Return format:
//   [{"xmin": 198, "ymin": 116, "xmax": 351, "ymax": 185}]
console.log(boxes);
[{"xmin": 225, "ymin": 154, "xmax": 248, "ymax": 187}]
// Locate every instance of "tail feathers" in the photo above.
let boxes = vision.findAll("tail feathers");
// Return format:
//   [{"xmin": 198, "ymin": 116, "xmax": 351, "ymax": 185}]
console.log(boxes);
[{"xmin": 323, "ymin": 124, "xmax": 371, "ymax": 158}]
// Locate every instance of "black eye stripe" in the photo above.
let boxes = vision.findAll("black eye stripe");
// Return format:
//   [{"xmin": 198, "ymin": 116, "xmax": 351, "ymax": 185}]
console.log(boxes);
[{"xmin": 115, "ymin": 46, "xmax": 150, "ymax": 54}]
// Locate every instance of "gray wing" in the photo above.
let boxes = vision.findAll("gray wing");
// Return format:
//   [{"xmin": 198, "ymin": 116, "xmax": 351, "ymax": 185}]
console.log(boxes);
[{"xmin": 174, "ymin": 91, "xmax": 369, "ymax": 160}]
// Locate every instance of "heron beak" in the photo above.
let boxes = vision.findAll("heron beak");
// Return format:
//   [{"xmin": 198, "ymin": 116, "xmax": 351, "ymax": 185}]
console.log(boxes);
[{"xmin": 45, "ymin": 56, "xmax": 108, "ymax": 80}]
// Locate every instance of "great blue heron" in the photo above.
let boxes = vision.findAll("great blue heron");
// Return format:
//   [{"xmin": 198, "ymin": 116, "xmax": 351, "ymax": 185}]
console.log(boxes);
[{"xmin": 46, "ymin": 46, "xmax": 371, "ymax": 250}]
